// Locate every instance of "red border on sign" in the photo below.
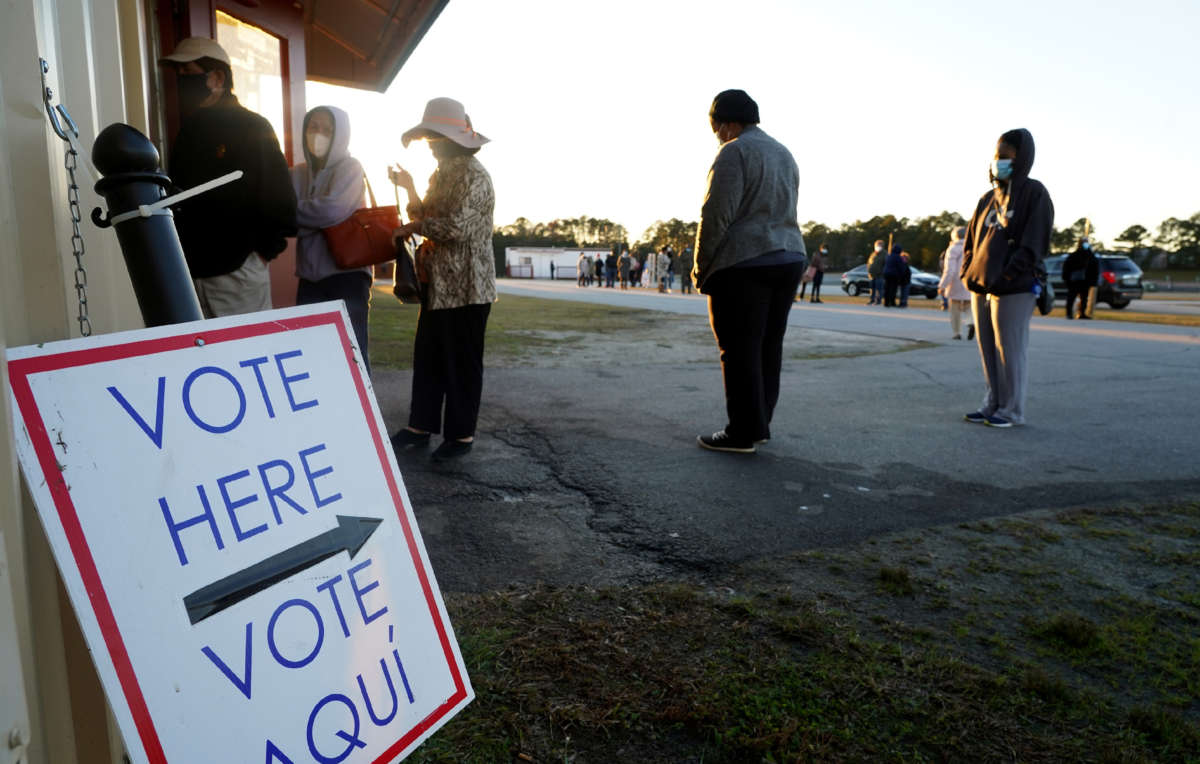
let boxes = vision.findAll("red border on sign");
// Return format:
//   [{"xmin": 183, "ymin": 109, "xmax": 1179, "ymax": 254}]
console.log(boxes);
[{"xmin": 8, "ymin": 311, "xmax": 468, "ymax": 764}]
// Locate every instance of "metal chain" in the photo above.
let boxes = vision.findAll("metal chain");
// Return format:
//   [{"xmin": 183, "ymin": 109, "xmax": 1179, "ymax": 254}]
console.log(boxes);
[{"xmin": 63, "ymin": 143, "xmax": 92, "ymax": 336}]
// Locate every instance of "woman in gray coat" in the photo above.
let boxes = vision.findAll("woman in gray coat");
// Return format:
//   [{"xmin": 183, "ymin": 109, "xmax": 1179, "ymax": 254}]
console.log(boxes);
[{"xmin": 692, "ymin": 90, "xmax": 806, "ymax": 454}]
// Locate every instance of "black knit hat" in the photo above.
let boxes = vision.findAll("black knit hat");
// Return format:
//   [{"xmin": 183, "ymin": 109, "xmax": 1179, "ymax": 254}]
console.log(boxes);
[{"xmin": 710, "ymin": 90, "xmax": 759, "ymax": 124}]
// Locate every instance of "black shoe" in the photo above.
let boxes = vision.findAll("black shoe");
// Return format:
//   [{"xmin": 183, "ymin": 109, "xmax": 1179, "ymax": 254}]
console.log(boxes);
[
  {"xmin": 967, "ymin": 324, "xmax": 975, "ymax": 340},
  {"xmin": 963, "ymin": 411, "xmax": 987, "ymax": 424},
  {"xmin": 697, "ymin": 431, "xmax": 756, "ymax": 454},
  {"xmin": 391, "ymin": 429, "xmax": 431, "ymax": 449},
  {"xmin": 432, "ymin": 439, "xmax": 473, "ymax": 462}
]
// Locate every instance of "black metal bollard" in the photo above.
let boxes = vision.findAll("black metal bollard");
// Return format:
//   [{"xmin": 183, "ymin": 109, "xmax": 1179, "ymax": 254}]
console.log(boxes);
[{"xmin": 91, "ymin": 123, "xmax": 203, "ymax": 327}]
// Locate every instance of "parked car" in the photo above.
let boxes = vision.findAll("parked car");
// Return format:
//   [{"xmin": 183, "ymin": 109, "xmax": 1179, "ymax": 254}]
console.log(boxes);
[
  {"xmin": 841, "ymin": 264, "xmax": 939, "ymax": 298},
  {"xmin": 1043, "ymin": 254, "xmax": 1143, "ymax": 309},
  {"xmin": 841, "ymin": 265, "xmax": 870, "ymax": 296},
  {"xmin": 908, "ymin": 267, "xmax": 940, "ymax": 299}
]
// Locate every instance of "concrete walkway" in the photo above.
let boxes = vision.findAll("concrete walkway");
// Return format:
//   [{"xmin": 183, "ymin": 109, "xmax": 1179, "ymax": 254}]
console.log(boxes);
[{"xmin": 377, "ymin": 279, "xmax": 1200, "ymax": 593}]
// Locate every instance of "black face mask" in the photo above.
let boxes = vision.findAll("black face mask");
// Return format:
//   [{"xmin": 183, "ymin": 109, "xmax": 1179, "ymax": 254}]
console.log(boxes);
[
  {"xmin": 177, "ymin": 73, "xmax": 212, "ymax": 115},
  {"xmin": 430, "ymin": 139, "xmax": 459, "ymax": 162}
]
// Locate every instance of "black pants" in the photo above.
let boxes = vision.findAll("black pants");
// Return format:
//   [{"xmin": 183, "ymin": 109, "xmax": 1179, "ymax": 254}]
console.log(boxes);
[
  {"xmin": 1066, "ymin": 284, "xmax": 1089, "ymax": 317},
  {"xmin": 297, "ymin": 272, "xmax": 372, "ymax": 372},
  {"xmin": 410, "ymin": 303, "xmax": 491, "ymax": 440},
  {"xmin": 705, "ymin": 261, "xmax": 805, "ymax": 442},
  {"xmin": 883, "ymin": 275, "xmax": 899, "ymax": 306}
]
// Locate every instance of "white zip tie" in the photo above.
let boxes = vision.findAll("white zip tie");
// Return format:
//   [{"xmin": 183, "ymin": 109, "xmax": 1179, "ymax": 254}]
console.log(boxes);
[{"xmin": 108, "ymin": 171, "xmax": 243, "ymax": 226}]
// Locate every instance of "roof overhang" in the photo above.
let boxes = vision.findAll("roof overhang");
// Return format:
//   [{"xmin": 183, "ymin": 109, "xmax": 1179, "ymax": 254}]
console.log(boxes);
[{"xmin": 304, "ymin": 0, "xmax": 448, "ymax": 93}]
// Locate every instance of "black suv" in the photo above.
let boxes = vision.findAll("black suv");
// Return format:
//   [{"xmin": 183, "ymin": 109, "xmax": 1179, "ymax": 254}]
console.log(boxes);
[{"xmin": 1044, "ymin": 254, "xmax": 1143, "ymax": 309}]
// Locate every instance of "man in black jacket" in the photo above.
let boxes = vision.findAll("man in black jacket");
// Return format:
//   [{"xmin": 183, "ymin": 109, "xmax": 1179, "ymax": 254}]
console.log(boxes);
[
  {"xmin": 160, "ymin": 37, "xmax": 297, "ymax": 317},
  {"xmin": 1062, "ymin": 237, "xmax": 1099, "ymax": 319}
]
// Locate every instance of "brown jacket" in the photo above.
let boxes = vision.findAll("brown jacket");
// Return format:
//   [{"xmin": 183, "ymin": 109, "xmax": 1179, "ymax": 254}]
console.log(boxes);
[{"xmin": 410, "ymin": 155, "xmax": 497, "ymax": 310}]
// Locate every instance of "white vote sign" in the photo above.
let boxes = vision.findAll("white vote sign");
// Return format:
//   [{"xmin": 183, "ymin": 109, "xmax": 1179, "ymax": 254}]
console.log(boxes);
[{"xmin": 7, "ymin": 304, "xmax": 472, "ymax": 764}]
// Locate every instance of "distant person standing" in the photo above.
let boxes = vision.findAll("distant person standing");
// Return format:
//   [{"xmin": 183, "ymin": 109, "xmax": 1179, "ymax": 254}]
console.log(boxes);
[
  {"xmin": 692, "ymin": 89, "xmax": 806, "ymax": 454},
  {"xmin": 898, "ymin": 251, "xmax": 912, "ymax": 307},
  {"xmin": 882, "ymin": 243, "xmax": 905, "ymax": 307},
  {"xmin": 618, "ymin": 249, "xmax": 631, "ymax": 289},
  {"xmin": 961, "ymin": 128, "xmax": 1054, "ymax": 428},
  {"xmin": 605, "ymin": 250, "xmax": 618, "ymax": 288},
  {"xmin": 1062, "ymin": 237, "xmax": 1098, "ymax": 319},
  {"xmin": 799, "ymin": 244, "xmax": 827, "ymax": 302},
  {"xmin": 938, "ymin": 227, "xmax": 974, "ymax": 339},
  {"xmin": 577, "ymin": 251, "xmax": 589, "ymax": 286},
  {"xmin": 550, "ymin": 261, "xmax": 556, "ymax": 280},
  {"xmin": 658, "ymin": 247, "xmax": 672, "ymax": 292},
  {"xmin": 160, "ymin": 37, "xmax": 296, "ymax": 317},
  {"xmin": 678, "ymin": 246, "xmax": 695, "ymax": 294},
  {"xmin": 593, "ymin": 255, "xmax": 603, "ymax": 287},
  {"xmin": 867, "ymin": 240, "xmax": 886, "ymax": 304}
]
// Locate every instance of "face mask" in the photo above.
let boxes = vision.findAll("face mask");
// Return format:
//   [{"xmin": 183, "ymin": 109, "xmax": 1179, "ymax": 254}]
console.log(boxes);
[
  {"xmin": 307, "ymin": 133, "xmax": 331, "ymax": 159},
  {"xmin": 1082, "ymin": 242, "xmax": 1091, "ymax": 251},
  {"xmin": 991, "ymin": 158, "xmax": 1014, "ymax": 181},
  {"xmin": 177, "ymin": 73, "xmax": 213, "ymax": 115},
  {"xmin": 874, "ymin": 245, "xmax": 883, "ymax": 253},
  {"xmin": 430, "ymin": 139, "xmax": 458, "ymax": 161},
  {"xmin": 820, "ymin": 249, "xmax": 828, "ymax": 255}
]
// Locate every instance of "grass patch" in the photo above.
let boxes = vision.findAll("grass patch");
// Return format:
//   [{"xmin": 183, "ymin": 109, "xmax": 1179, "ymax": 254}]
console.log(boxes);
[
  {"xmin": 368, "ymin": 287, "xmax": 668, "ymax": 370},
  {"xmin": 408, "ymin": 502, "xmax": 1200, "ymax": 760},
  {"xmin": 414, "ymin": 582, "xmax": 1199, "ymax": 762},
  {"xmin": 877, "ymin": 566, "xmax": 916, "ymax": 596},
  {"xmin": 1030, "ymin": 612, "xmax": 1103, "ymax": 651}
]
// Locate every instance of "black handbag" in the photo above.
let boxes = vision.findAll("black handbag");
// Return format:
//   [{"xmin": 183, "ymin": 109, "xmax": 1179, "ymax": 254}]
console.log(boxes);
[
  {"xmin": 392, "ymin": 236, "xmax": 424, "ymax": 305},
  {"xmin": 1036, "ymin": 273, "xmax": 1054, "ymax": 316}
]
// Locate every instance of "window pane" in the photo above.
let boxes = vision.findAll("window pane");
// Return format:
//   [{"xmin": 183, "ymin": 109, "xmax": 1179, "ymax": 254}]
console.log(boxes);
[{"xmin": 216, "ymin": 11, "xmax": 285, "ymax": 151}]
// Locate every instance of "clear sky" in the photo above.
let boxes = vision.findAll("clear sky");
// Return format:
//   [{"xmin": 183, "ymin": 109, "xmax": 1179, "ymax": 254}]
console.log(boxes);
[{"xmin": 306, "ymin": 0, "xmax": 1198, "ymax": 246}]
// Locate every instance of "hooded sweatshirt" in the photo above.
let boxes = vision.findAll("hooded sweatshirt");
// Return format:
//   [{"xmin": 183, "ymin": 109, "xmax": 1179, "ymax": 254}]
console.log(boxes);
[
  {"xmin": 883, "ymin": 244, "xmax": 906, "ymax": 277},
  {"xmin": 290, "ymin": 106, "xmax": 371, "ymax": 283},
  {"xmin": 961, "ymin": 128, "xmax": 1055, "ymax": 296}
]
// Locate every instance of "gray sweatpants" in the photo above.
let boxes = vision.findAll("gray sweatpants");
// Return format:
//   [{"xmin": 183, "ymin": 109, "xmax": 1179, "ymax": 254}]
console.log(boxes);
[{"xmin": 971, "ymin": 291, "xmax": 1035, "ymax": 424}]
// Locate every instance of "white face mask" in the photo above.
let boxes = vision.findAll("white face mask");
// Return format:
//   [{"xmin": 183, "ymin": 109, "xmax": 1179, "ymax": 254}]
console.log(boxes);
[{"xmin": 307, "ymin": 133, "xmax": 331, "ymax": 159}]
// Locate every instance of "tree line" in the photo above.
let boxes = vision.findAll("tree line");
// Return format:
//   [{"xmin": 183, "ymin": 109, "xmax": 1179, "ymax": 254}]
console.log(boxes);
[{"xmin": 492, "ymin": 210, "xmax": 1200, "ymax": 273}]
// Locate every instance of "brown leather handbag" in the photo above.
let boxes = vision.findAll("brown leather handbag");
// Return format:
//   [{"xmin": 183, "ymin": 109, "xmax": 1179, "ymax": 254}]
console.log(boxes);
[{"xmin": 322, "ymin": 175, "xmax": 400, "ymax": 269}]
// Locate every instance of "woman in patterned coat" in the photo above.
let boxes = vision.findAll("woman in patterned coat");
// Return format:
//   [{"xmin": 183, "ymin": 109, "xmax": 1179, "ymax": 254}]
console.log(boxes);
[{"xmin": 387, "ymin": 98, "xmax": 496, "ymax": 461}]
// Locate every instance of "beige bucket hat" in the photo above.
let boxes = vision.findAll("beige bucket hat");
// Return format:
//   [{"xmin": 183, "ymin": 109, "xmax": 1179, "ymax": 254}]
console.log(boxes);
[
  {"xmin": 402, "ymin": 97, "xmax": 489, "ymax": 149},
  {"xmin": 159, "ymin": 37, "xmax": 231, "ymax": 66}
]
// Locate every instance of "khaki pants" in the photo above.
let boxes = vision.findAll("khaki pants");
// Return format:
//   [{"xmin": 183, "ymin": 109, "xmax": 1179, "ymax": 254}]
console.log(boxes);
[{"xmin": 193, "ymin": 253, "xmax": 272, "ymax": 318}]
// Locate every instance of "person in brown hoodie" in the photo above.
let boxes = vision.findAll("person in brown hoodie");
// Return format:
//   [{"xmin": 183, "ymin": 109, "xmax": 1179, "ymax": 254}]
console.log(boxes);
[{"xmin": 960, "ymin": 128, "xmax": 1054, "ymax": 427}]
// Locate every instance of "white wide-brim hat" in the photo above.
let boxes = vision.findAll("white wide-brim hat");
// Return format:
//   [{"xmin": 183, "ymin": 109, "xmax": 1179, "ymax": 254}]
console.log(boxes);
[{"xmin": 402, "ymin": 97, "xmax": 489, "ymax": 149}]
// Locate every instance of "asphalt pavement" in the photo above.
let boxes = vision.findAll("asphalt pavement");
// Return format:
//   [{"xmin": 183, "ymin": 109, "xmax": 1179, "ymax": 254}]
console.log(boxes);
[{"xmin": 378, "ymin": 279, "xmax": 1200, "ymax": 593}]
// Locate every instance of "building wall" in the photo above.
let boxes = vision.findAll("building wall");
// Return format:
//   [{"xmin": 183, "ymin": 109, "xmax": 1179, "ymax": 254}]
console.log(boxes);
[
  {"xmin": 506, "ymin": 247, "xmax": 610, "ymax": 279},
  {"xmin": 1, "ymin": 0, "xmax": 147, "ymax": 761}
]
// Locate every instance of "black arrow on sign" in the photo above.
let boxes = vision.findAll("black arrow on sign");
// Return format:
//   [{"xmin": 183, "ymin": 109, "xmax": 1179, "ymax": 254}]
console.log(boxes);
[{"xmin": 183, "ymin": 515, "xmax": 383, "ymax": 625}]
